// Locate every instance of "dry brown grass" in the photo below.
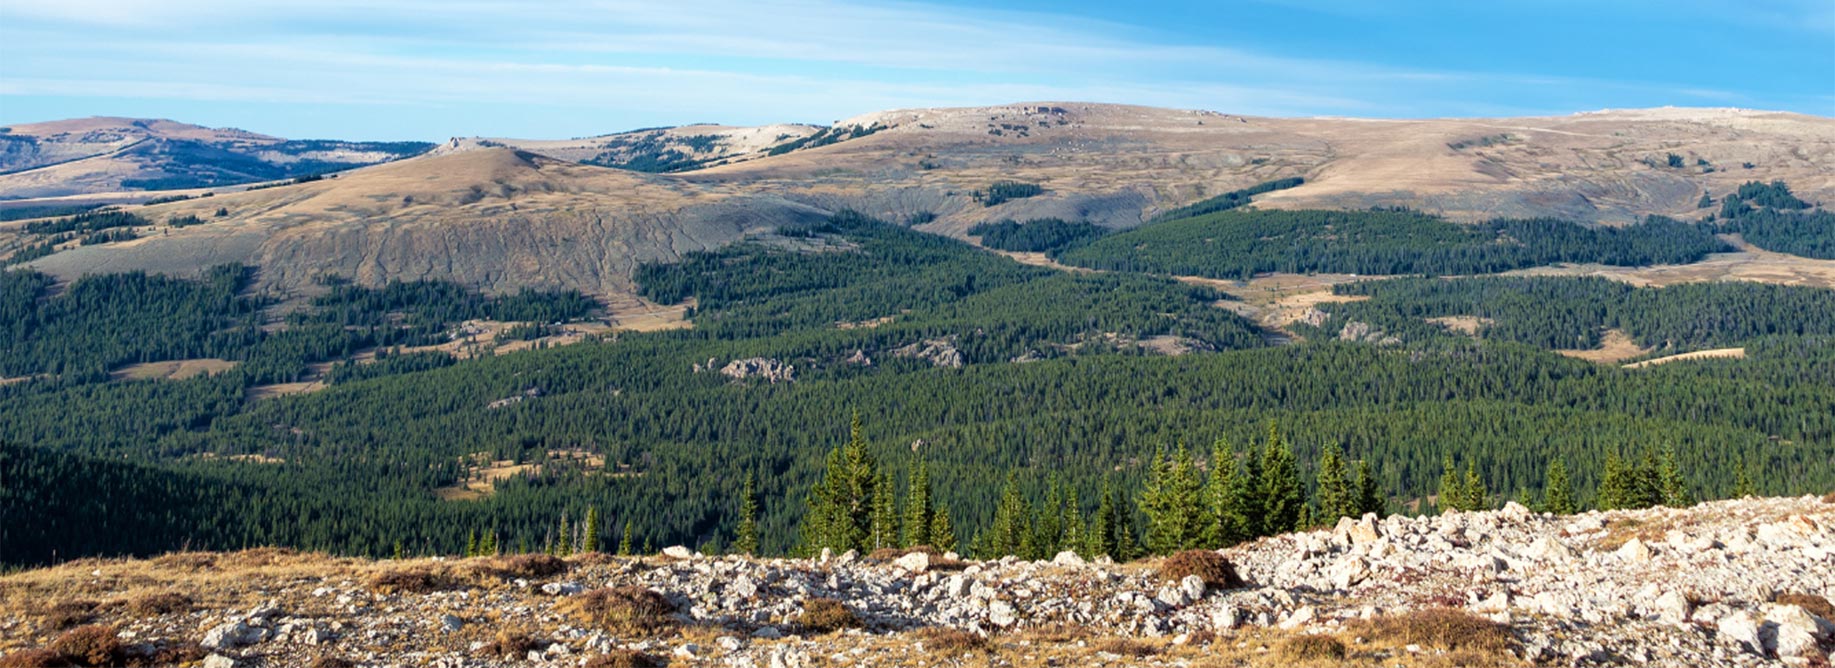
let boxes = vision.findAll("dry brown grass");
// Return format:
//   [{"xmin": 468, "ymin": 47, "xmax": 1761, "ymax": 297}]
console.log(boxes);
[
  {"xmin": 798, "ymin": 597, "xmax": 862, "ymax": 633},
  {"xmin": 911, "ymin": 627, "xmax": 990, "ymax": 656},
  {"xmin": 470, "ymin": 554, "xmax": 567, "ymax": 580},
  {"xmin": 366, "ymin": 568, "xmax": 451, "ymax": 595},
  {"xmin": 34, "ymin": 601, "xmax": 97, "ymax": 630},
  {"xmin": 562, "ymin": 587, "xmax": 677, "ymax": 635},
  {"xmin": 0, "ymin": 649, "xmax": 67, "ymax": 668},
  {"xmin": 120, "ymin": 592, "xmax": 189, "ymax": 617},
  {"xmin": 1276, "ymin": 634, "xmax": 1348, "ymax": 663},
  {"xmin": 582, "ymin": 650, "xmax": 663, "ymax": 668},
  {"xmin": 477, "ymin": 629, "xmax": 543, "ymax": 660},
  {"xmin": 1092, "ymin": 637, "xmax": 1159, "ymax": 657},
  {"xmin": 1774, "ymin": 593, "xmax": 1835, "ymax": 620},
  {"xmin": 306, "ymin": 658, "xmax": 355, "ymax": 668},
  {"xmin": 46, "ymin": 625, "xmax": 120, "ymax": 667},
  {"xmin": 128, "ymin": 641, "xmax": 205, "ymax": 667},
  {"xmin": 1158, "ymin": 550, "xmax": 1242, "ymax": 589},
  {"xmin": 1349, "ymin": 608, "xmax": 1516, "ymax": 655}
]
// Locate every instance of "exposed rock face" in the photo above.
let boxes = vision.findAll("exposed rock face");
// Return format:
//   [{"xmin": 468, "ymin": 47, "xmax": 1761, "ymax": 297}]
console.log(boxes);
[
  {"xmin": 890, "ymin": 338, "xmax": 965, "ymax": 368},
  {"xmin": 718, "ymin": 358, "xmax": 796, "ymax": 383},
  {"xmin": 4, "ymin": 496, "xmax": 1830, "ymax": 666}
]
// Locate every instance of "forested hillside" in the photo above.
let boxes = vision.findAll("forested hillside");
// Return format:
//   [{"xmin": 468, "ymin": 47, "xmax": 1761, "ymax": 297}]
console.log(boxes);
[{"xmin": 4, "ymin": 209, "xmax": 1834, "ymax": 567}]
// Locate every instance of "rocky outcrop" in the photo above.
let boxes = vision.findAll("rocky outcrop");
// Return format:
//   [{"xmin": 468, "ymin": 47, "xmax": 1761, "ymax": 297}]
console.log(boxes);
[
  {"xmin": 3, "ymin": 496, "xmax": 1830, "ymax": 667},
  {"xmin": 716, "ymin": 358, "xmax": 796, "ymax": 383}
]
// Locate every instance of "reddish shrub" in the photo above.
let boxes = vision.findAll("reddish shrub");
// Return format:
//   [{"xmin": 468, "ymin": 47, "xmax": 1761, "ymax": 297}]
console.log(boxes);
[{"xmin": 1158, "ymin": 550, "xmax": 1243, "ymax": 589}]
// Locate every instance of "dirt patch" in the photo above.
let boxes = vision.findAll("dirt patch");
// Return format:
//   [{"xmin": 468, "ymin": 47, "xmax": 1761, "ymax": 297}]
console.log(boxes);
[
  {"xmin": 1425, "ymin": 316, "xmax": 1492, "ymax": 337},
  {"xmin": 1624, "ymin": 348, "xmax": 1745, "ymax": 369},
  {"xmin": 1556, "ymin": 329, "xmax": 1652, "ymax": 364},
  {"xmin": 1506, "ymin": 235, "xmax": 1835, "ymax": 290},
  {"xmin": 110, "ymin": 358, "xmax": 238, "ymax": 381},
  {"xmin": 435, "ymin": 450, "xmax": 607, "ymax": 501}
]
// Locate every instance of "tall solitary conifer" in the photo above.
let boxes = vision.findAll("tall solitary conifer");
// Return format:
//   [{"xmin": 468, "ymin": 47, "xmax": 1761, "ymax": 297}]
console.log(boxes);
[
  {"xmin": 1543, "ymin": 459, "xmax": 1576, "ymax": 515},
  {"xmin": 1259, "ymin": 425, "xmax": 1303, "ymax": 533},
  {"xmin": 733, "ymin": 472, "xmax": 760, "ymax": 555},
  {"xmin": 901, "ymin": 459, "xmax": 933, "ymax": 547}
]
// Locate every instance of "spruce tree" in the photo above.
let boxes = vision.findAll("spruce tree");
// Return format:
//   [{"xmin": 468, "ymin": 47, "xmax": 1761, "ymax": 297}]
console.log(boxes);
[
  {"xmin": 1543, "ymin": 459, "xmax": 1576, "ymax": 515},
  {"xmin": 1061, "ymin": 485, "xmax": 1083, "ymax": 556},
  {"xmin": 1733, "ymin": 465, "xmax": 1756, "ymax": 498},
  {"xmin": 870, "ymin": 470, "xmax": 898, "ymax": 550},
  {"xmin": 1598, "ymin": 452, "xmax": 1632, "ymax": 510},
  {"xmin": 583, "ymin": 507, "xmax": 601, "ymax": 554},
  {"xmin": 733, "ymin": 472, "xmax": 760, "ymax": 556},
  {"xmin": 1438, "ymin": 455, "xmax": 1463, "ymax": 513},
  {"xmin": 984, "ymin": 471, "xmax": 1031, "ymax": 558},
  {"xmin": 1657, "ymin": 445, "xmax": 1691, "ymax": 507},
  {"xmin": 929, "ymin": 506, "xmax": 958, "ymax": 553},
  {"xmin": 1034, "ymin": 476, "xmax": 1066, "ymax": 558},
  {"xmin": 1354, "ymin": 460, "xmax": 1384, "ymax": 517},
  {"xmin": 1259, "ymin": 425, "xmax": 1303, "ymax": 533},
  {"xmin": 1087, "ymin": 483, "xmax": 1116, "ymax": 560},
  {"xmin": 618, "ymin": 521, "xmax": 634, "ymax": 556},
  {"xmin": 1461, "ymin": 461, "xmax": 1488, "ymax": 511},
  {"xmin": 1635, "ymin": 447, "xmax": 1664, "ymax": 509},
  {"xmin": 1230, "ymin": 448, "xmax": 1263, "ymax": 538},
  {"xmin": 801, "ymin": 412, "xmax": 878, "ymax": 554},
  {"xmin": 465, "ymin": 529, "xmax": 479, "ymax": 558},
  {"xmin": 1205, "ymin": 439, "xmax": 1241, "ymax": 547},
  {"xmin": 1316, "ymin": 444, "xmax": 1354, "ymax": 522},
  {"xmin": 901, "ymin": 459, "xmax": 932, "ymax": 548},
  {"xmin": 556, "ymin": 513, "xmax": 572, "ymax": 557}
]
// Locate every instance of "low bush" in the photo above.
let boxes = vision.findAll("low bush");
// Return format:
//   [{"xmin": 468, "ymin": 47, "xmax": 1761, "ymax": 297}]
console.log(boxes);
[
  {"xmin": 563, "ymin": 587, "xmax": 676, "ymax": 634},
  {"xmin": 1276, "ymin": 634, "xmax": 1347, "ymax": 662},
  {"xmin": 1353, "ymin": 608, "xmax": 1515, "ymax": 654},
  {"xmin": 48, "ymin": 625, "xmax": 121, "ymax": 667},
  {"xmin": 798, "ymin": 598, "xmax": 861, "ymax": 632},
  {"xmin": 478, "ymin": 630, "xmax": 542, "ymax": 659},
  {"xmin": 1158, "ymin": 550, "xmax": 1242, "ymax": 589},
  {"xmin": 911, "ymin": 627, "xmax": 989, "ymax": 655},
  {"xmin": 475, "ymin": 554, "xmax": 567, "ymax": 579},
  {"xmin": 123, "ymin": 592, "xmax": 190, "ymax": 617},
  {"xmin": 0, "ymin": 649, "xmax": 68, "ymax": 668},
  {"xmin": 1774, "ymin": 593, "xmax": 1835, "ymax": 620},
  {"xmin": 367, "ymin": 568, "xmax": 447, "ymax": 594},
  {"xmin": 582, "ymin": 650, "xmax": 662, "ymax": 668}
]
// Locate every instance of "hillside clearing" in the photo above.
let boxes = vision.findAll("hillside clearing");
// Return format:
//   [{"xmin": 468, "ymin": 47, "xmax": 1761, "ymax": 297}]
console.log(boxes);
[{"xmin": 1625, "ymin": 348, "xmax": 1746, "ymax": 369}]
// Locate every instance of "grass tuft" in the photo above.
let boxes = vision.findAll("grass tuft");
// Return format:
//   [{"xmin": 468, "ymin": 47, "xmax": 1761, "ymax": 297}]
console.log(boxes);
[
  {"xmin": 1351, "ymin": 608, "xmax": 1515, "ymax": 654},
  {"xmin": 562, "ymin": 587, "xmax": 677, "ymax": 634},
  {"xmin": 1276, "ymin": 634, "xmax": 1347, "ymax": 662},
  {"xmin": 799, "ymin": 597, "xmax": 862, "ymax": 633}
]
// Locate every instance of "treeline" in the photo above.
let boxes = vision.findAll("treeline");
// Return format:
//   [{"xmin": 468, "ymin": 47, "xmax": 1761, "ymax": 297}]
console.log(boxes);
[
  {"xmin": 23, "ymin": 210, "xmax": 150, "ymax": 235},
  {"xmin": 1712, "ymin": 181, "xmax": 1833, "ymax": 259},
  {"xmin": 1059, "ymin": 209, "xmax": 1727, "ymax": 279},
  {"xmin": 1148, "ymin": 177, "xmax": 1304, "ymax": 223},
  {"xmin": 968, "ymin": 218, "xmax": 1108, "ymax": 253},
  {"xmin": 1320, "ymin": 276, "xmax": 1835, "ymax": 350}
]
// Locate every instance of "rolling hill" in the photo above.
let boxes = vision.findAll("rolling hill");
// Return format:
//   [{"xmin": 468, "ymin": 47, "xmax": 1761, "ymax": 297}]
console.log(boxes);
[{"xmin": 3, "ymin": 103, "xmax": 1832, "ymax": 304}]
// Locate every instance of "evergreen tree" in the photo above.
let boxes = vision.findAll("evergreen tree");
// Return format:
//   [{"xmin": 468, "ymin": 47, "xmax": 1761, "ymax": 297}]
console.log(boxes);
[
  {"xmin": 1316, "ymin": 444, "xmax": 1355, "ymax": 522},
  {"xmin": 1733, "ymin": 465, "xmax": 1756, "ymax": 498},
  {"xmin": 1087, "ymin": 483, "xmax": 1115, "ymax": 560},
  {"xmin": 983, "ymin": 471, "xmax": 1031, "ymax": 558},
  {"xmin": 465, "ymin": 528, "xmax": 478, "ymax": 558},
  {"xmin": 556, "ymin": 512, "xmax": 572, "ymax": 557},
  {"xmin": 1542, "ymin": 459, "xmax": 1576, "ymax": 515},
  {"xmin": 1636, "ymin": 447, "xmax": 1665, "ymax": 509},
  {"xmin": 929, "ymin": 505, "xmax": 958, "ymax": 553},
  {"xmin": 1461, "ymin": 461, "xmax": 1488, "ymax": 511},
  {"xmin": 583, "ymin": 507, "xmax": 601, "ymax": 554},
  {"xmin": 1141, "ymin": 444, "xmax": 1209, "ymax": 554},
  {"xmin": 482, "ymin": 530, "xmax": 498, "ymax": 556},
  {"xmin": 1438, "ymin": 455, "xmax": 1463, "ymax": 512},
  {"xmin": 618, "ymin": 521, "xmax": 634, "ymax": 556},
  {"xmin": 1033, "ymin": 476, "xmax": 1066, "ymax": 558},
  {"xmin": 1354, "ymin": 460, "xmax": 1384, "ymax": 517},
  {"xmin": 1598, "ymin": 452, "xmax": 1633, "ymax": 510},
  {"xmin": 901, "ymin": 459, "xmax": 932, "ymax": 547},
  {"xmin": 1230, "ymin": 447, "xmax": 1263, "ymax": 538},
  {"xmin": 1657, "ymin": 445, "xmax": 1692, "ymax": 508},
  {"xmin": 733, "ymin": 472, "xmax": 760, "ymax": 556},
  {"xmin": 1205, "ymin": 439, "xmax": 1245, "ymax": 547},
  {"xmin": 870, "ymin": 470, "xmax": 898, "ymax": 550},
  {"xmin": 801, "ymin": 412, "xmax": 878, "ymax": 554},
  {"xmin": 1259, "ymin": 425, "xmax": 1303, "ymax": 533},
  {"xmin": 1061, "ymin": 485, "xmax": 1083, "ymax": 556}
]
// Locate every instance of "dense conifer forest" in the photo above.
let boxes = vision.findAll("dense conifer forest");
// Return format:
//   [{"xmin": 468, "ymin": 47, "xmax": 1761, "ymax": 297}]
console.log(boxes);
[{"xmin": 4, "ymin": 206, "xmax": 1834, "ymax": 567}]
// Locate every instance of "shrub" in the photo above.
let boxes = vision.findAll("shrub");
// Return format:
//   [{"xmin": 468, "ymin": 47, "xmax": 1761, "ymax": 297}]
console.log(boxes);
[
  {"xmin": 0, "ymin": 649, "xmax": 68, "ymax": 668},
  {"xmin": 367, "ymin": 568, "xmax": 446, "ymax": 594},
  {"xmin": 36, "ymin": 601, "xmax": 97, "ymax": 630},
  {"xmin": 1353, "ymin": 608, "xmax": 1515, "ymax": 654},
  {"xmin": 129, "ymin": 641, "xmax": 206, "ymax": 666},
  {"xmin": 1158, "ymin": 550, "xmax": 1242, "ymax": 589},
  {"xmin": 798, "ymin": 598, "xmax": 862, "ymax": 633},
  {"xmin": 124, "ymin": 592, "xmax": 190, "ymax": 617},
  {"xmin": 1774, "ymin": 593, "xmax": 1835, "ymax": 620},
  {"xmin": 563, "ymin": 587, "xmax": 676, "ymax": 634},
  {"xmin": 582, "ymin": 650, "xmax": 662, "ymax": 668},
  {"xmin": 911, "ymin": 627, "xmax": 989, "ymax": 655},
  {"xmin": 475, "ymin": 554, "xmax": 567, "ymax": 579},
  {"xmin": 479, "ymin": 630, "xmax": 542, "ymax": 659},
  {"xmin": 306, "ymin": 658, "xmax": 354, "ymax": 668},
  {"xmin": 1276, "ymin": 634, "xmax": 1347, "ymax": 662},
  {"xmin": 48, "ymin": 625, "xmax": 121, "ymax": 667},
  {"xmin": 1092, "ymin": 637, "xmax": 1158, "ymax": 657}
]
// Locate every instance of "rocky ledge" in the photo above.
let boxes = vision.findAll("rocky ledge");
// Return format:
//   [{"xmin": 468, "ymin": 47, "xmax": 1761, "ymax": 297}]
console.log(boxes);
[{"xmin": 2, "ymin": 495, "xmax": 1831, "ymax": 667}]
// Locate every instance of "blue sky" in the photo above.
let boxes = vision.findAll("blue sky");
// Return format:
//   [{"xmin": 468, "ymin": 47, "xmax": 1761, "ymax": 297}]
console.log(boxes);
[{"xmin": 1, "ymin": 0, "xmax": 1830, "ymax": 140}]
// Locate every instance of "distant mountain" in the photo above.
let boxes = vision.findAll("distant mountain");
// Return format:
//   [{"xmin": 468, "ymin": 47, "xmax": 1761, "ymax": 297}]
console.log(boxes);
[
  {"xmin": 0, "ymin": 117, "xmax": 434, "ymax": 198},
  {"xmin": 4, "ymin": 104, "xmax": 1832, "ymax": 303}
]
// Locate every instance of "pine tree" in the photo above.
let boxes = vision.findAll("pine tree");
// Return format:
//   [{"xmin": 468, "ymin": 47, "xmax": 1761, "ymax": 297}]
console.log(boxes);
[
  {"xmin": 1437, "ymin": 454, "xmax": 1463, "ymax": 513},
  {"xmin": 1230, "ymin": 448, "xmax": 1263, "ymax": 538},
  {"xmin": 901, "ymin": 459, "xmax": 932, "ymax": 548},
  {"xmin": 482, "ymin": 530, "xmax": 498, "ymax": 556},
  {"xmin": 583, "ymin": 507, "xmax": 601, "ymax": 554},
  {"xmin": 733, "ymin": 472, "xmax": 760, "ymax": 556},
  {"xmin": 1139, "ymin": 443, "xmax": 1208, "ymax": 554},
  {"xmin": 1598, "ymin": 452, "xmax": 1632, "ymax": 510},
  {"xmin": 1033, "ymin": 476, "xmax": 1066, "ymax": 558},
  {"xmin": 1259, "ymin": 425, "xmax": 1303, "ymax": 533},
  {"xmin": 984, "ymin": 471, "xmax": 1031, "ymax": 558},
  {"xmin": 870, "ymin": 470, "xmax": 899, "ymax": 550},
  {"xmin": 1061, "ymin": 485, "xmax": 1083, "ymax": 556},
  {"xmin": 1733, "ymin": 465, "xmax": 1756, "ymax": 498},
  {"xmin": 1461, "ymin": 461, "xmax": 1488, "ymax": 511},
  {"xmin": 465, "ymin": 529, "xmax": 478, "ymax": 558},
  {"xmin": 1543, "ymin": 459, "xmax": 1576, "ymax": 515},
  {"xmin": 1636, "ymin": 447, "xmax": 1664, "ymax": 509},
  {"xmin": 618, "ymin": 521, "xmax": 634, "ymax": 556},
  {"xmin": 1316, "ymin": 444, "xmax": 1354, "ymax": 522},
  {"xmin": 929, "ymin": 506, "xmax": 958, "ymax": 553},
  {"xmin": 393, "ymin": 541, "xmax": 405, "ymax": 560},
  {"xmin": 1087, "ymin": 483, "xmax": 1116, "ymax": 560},
  {"xmin": 1354, "ymin": 460, "xmax": 1384, "ymax": 517},
  {"xmin": 801, "ymin": 412, "xmax": 879, "ymax": 554},
  {"xmin": 1657, "ymin": 445, "xmax": 1691, "ymax": 507},
  {"xmin": 1205, "ymin": 439, "xmax": 1241, "ymax": 547},
  {"xmin": 557, "ymin": 512, "xmax": 572, "ymax": 557}
]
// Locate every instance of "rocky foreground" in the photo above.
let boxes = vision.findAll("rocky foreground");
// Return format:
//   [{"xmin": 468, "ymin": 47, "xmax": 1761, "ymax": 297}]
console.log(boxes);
[{"xmin": 3, "ymin": 496, "xmax": 1833, "ymax": 668}]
